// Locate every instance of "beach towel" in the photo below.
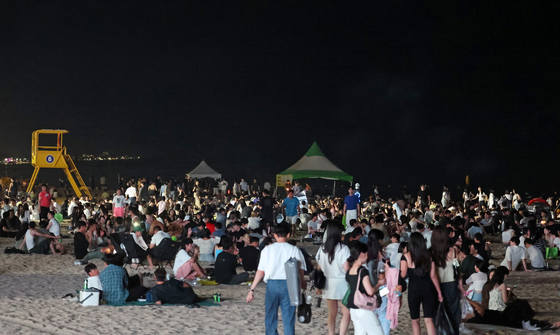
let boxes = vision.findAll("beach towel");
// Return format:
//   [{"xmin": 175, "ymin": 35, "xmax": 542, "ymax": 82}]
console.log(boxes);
[
  {"xmin": 107, "ymin": 299, "xmax": 221, "ymax": 307},
  {"xmin": 385, "ymin": 266, "xmax": 401, "ymax": 329}
]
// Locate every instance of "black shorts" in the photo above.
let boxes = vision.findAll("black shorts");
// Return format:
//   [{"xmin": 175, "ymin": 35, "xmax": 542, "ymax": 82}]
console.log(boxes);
[
  {"xmin": 30, "ymin": 239, "xmax": 52, "ymax": 254},
  {"xmin": 40, "ymin": 206, "xmax": 49, "ymax": 219},
  {"xmin": 408, "ymin": 283, "xmax": 437, "ymax": 319}
]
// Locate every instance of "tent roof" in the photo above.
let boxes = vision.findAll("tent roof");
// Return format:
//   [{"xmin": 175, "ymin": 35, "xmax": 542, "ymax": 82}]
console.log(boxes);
[
  {"xmin": 277, "ymin": 142, "xmax": 353, "ymax": 182},
  {"xmin": 187, "ymin": 160, "xmax": 222, "ymax": 179}
]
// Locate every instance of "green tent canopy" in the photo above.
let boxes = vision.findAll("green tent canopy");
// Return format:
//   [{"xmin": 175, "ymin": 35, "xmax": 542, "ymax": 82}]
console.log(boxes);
[{"xmin": 277, "ymin": 142, "xmax": 353, "ymax": 184}]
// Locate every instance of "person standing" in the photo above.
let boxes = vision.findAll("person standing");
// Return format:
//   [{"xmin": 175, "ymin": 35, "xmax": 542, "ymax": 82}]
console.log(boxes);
[
  {"xmin": 220, "ymin": 179, "xmax": 228, "ymax": 195},
  {"xmin": 282, "ymin": 190, "xmax": 300, "ymax": 235},
  {"xmin": 240, "ymin": 178, "xmax": 249, "ymax": 195},
  {"xmin": 112, "ymin": 189, "xmax": 126, "ymax": 218},
  {"xmin": 38, "ymin": 185, "xmax": 52, "ymax": 220},
  {"xmin": 246, "ymin": 224, "xmax": 307, "ymax": 335},
  {"xmin": 344, "ymin": 188, "xmax": 360, "ymax": 228},
  {"xmin": 417, "ymin": 185, "xmax": 430, "ymax": 209},
  {"xmin": 259, "ymin": 189, "xmax": 275, "ymax": 225},
  {"xmin": 125, "ymin": 183, "xmax": 138, "ymax": 206},
  {"xmin": 315, "ymin": 221, "xmax": 351, "ymax": 335}
]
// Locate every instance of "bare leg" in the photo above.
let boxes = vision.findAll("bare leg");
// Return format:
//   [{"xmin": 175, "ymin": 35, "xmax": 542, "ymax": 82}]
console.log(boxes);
[
  {"xmin": 147, "ymin": 255, "xmax": 155, "ymax": 268},
  {"xmin": 326, "ymin": 299, "xmax": 338, "ymax": 335},
  {"xmin": 425, "ymin": 317, "xmax": 435, "ymax": 335},
  {"xmin": 412, "ymin": 319, "xmax": 421, "ymax": 335},
  {"xmin": 191, "ymin": 261, "xmax": 206, "ymax": 278},
  {"xmin": 339, "ymin": 301, "xmax": 351, "ymax": 335}
]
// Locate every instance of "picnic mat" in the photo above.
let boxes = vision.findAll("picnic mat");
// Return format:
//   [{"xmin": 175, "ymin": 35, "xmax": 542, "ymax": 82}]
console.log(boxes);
[{"xmin": 107, "ymin": 299, "xmax": 221, "ymax": 307}]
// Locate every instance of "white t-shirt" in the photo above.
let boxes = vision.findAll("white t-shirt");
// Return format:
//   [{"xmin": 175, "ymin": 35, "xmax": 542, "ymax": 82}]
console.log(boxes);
[
  {"xmin": 87, "ymin": 276, "xmax": 103, "ymax": 290},
  {"xmin": 48, "ymin": 218, "xmax": 60, "ymax": 237},
  {"xmin": 113, "ymin": 195, "xmax": 126, "ymax": 208},
  {"xmin": 193, "ymin": 238, "xmax": 218, "ymax": 255},
  {"xmin": 478, "ymin": 192, "xmax": 486, "ymax": 202},
  {"xmin": 257, "ymin": 242, "xmax": 306, "ymax": 282},
  {"xmin": 500, "ymin": 245, "xmax": 525, "ymax": 270},
  {"xmin": 553, "ymin": 237, "xmax": 560, "ymax": 248},
  {"xmin": 526, "ymin": 245, "xmax": 545, "ymax": 268},
  {"xmin": 151, "ymin": 231, "xmax": 171, "ymax": 247},
  {"xmin": 466, "ymin": 272, "xmax": 487, "ymax": 292},
  {"xmin": 502, "ymin": 229, "xmax": 513, "ymax": 244},
  {"xmin": 173, "ymin": 249, "xmax": 192, "ymax": 275},
  {"xmin": 316, "ymin": 244, "xmax": 350, "ymax": 280},
  {"xmin": 125, "ymin": 187, "xmax": 137, "ymax": 198},
  {"xmin": 67, "ymin": 202, "xmax": 78, "ymax": 217},
  {"xmin": 422, "ymin": 230, "xmax": 433, "ymax": 249},
  {"xmin": 308, "ymin": 219, "xmax": 318, "ymax": 232}
]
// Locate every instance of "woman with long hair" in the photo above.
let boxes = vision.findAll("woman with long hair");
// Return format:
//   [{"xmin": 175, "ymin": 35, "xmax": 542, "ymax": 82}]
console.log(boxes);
[
  {"xmin": 345, "ymin": 242, "xmax": 384, "ymax": 334},
  {"xmin": 367, "ymin": 229, "xmax": 389, "ymax": 334},
  {"xmin": 315, "ymin": 220, "xmax": 351, "ymax": 335},
  {"xmin": 400, "ymin": 232, "xmax": 443, "ymax": 335},
  {"xmin": 431, "ymin": 225, "xmax": 464, "ymax": 333}
]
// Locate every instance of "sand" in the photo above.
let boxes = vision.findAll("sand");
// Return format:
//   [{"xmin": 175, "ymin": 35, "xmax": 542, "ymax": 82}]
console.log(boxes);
[{"xmin": 1, "ymin": 234, "xmax": 560, "ymax": 335}]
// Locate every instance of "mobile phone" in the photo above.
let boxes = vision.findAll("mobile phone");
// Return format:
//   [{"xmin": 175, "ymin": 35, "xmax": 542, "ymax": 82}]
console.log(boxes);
[{"xmin": 379, "ymin": 287, "xmax": 390, "ymax": 297}]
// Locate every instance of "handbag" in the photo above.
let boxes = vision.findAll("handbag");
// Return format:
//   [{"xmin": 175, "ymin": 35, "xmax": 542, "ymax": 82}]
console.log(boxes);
[
  {"xmin": 353, "ymin": 268, "xmax": 380, "ymax": 311},
  {"xmin": 342, "ymin": 287, "xmax": 351, "ymax": 307},
  {"xmin": 310, "ymin": 268, "xmax": 326, "ymax": 290}
]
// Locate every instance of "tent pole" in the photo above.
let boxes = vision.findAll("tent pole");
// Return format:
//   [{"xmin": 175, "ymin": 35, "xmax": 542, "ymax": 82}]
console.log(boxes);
[{"xmin": 333, "ymin": 180, "xmax": 336, "ymax": 196}]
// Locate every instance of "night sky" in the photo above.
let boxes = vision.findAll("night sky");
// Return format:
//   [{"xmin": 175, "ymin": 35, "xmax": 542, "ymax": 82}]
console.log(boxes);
[{"xmin": 1, "ymin": 2, "xmax": 559, "ymax": 196}]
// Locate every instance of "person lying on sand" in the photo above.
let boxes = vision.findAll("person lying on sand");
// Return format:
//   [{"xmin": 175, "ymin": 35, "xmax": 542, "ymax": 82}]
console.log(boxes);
[{"xmin": 149, "ymin": 268, "xmax": 200, "ymax": 306}]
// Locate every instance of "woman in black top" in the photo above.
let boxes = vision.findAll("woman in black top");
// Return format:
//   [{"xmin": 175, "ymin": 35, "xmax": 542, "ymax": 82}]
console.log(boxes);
[
  {"xmin": 400, "ymin": 232, "xmax": 443, "ymax": 335},
  {"xmin": 345, "ymin": 242, "xmax": 384, "ymax": 335}
]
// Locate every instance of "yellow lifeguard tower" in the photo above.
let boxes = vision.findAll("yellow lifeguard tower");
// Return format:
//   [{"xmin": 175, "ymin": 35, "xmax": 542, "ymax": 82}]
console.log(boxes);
[{"xmin": 26, "ymin": 129, "xmax": 92, "ymax": 198}]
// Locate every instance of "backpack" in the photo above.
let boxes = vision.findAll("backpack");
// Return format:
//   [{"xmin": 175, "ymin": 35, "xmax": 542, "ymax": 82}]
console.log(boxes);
[{"xmin": 4, "ymin": 247, "xmax": 27, "ymax": 254}]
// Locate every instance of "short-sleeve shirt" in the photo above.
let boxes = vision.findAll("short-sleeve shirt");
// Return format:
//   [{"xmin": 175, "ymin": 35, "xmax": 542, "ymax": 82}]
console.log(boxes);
[
  {"xmin": 316, "ymin": 244, "xmax": 351, "ymax": 280},
  {"xmin": 239, "ymin": 245, "xmax": 261, "ymax": 272},
  {"xmin": 39, "ymin": 191, "xmax": 51, "ymax": 208},
  {"xmin": 345, "ymin": 267, "xmax": 370, "ymax": 309},
  {"xmin": 99, "ymin": 264, "xmax": 129, "ymax": 304},
  {"xmin": 173, "ymin": 250, "xmax": 192, "ymax": 275},
  {"xmin": 214, "ymin": 251, "xmax": 239, "ymax": 284},
  {"xmin": 149, "ymin": 279, "xmax": 197, "ymax": 304},
  {"xmin": 500, "ymin": 245, "xmax": 525, "ymax": 270},
  {"xmin": 257, "ymin": 242, "xmax": 306, "ymax": 282},
  {"xmin": 113, "ymin": 195, "xmax": 126, "ymax": 208},
  {"xmin": 282, "ymin": 197, "xmax": 300, "ymax": 217},
  {"xmin": 344, "ymin": 195, "xmax": 359, "ymax": 211},
  {"xmin": 526, "ymin": 245, "xmax": 545, "ymax": 268},
  {"xmin": 151, "ymin": 231, "xmax": 170, "ymax": 247}
]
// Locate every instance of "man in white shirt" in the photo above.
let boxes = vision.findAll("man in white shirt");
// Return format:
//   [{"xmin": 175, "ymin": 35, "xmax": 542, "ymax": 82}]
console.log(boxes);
[
  {"xmin": 524, "ymin": 239, "xmax": 545, "ymax": 270},
  {"xmin": 219, "ymin": 179, "xmax": 228, "ymax": 195},
  {"xmin": 46, "ymin": 211, "xmax": 60, "ymax": 237},
  {"xmin": 149, "ymin": 226, "xmax": 171, "ymax": 249},
  {"xmin": 125, "ymin": 184, "xmax": 138, "ymax": 206},
  {"xmin": 246, "ymin": 224, "xmax": 306, "ymax": 335},
  {"xmin": 500, "ymin": 237, "xmax": 528, "ymax": 271},
  {"xmin": 67, "ymin": 197, "xmax": 79, "ymax": 218},
  {"xmin": 417, "ymin": 223, "xmax": 432, "ymax": 249}
]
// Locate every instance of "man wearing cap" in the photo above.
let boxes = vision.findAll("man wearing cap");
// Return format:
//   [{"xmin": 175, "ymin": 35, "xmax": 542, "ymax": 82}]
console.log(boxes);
[
  {"xmin": 131, "ymin": 224, "xmax": 155, "ymax": 268},
  {"xmin": 343, "ymin": 187, "xmax": 360, "ymax": 228}
]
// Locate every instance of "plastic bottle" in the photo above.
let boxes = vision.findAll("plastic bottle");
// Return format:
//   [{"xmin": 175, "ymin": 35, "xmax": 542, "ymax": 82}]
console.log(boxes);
[{"xmin": 83, "ymin": 279, "xmax": 88, "ymax": 290}]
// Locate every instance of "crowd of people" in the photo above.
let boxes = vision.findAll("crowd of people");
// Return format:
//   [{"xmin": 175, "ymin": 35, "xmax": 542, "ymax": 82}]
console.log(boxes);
[{"xmin": 2, "ymin": 176, "xmax": 560, "ymax": 334}]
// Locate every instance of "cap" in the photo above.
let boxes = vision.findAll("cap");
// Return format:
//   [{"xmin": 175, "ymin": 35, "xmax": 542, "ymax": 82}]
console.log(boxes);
[{"xmin": 132, "ymin": 225, "xmax": 144, "ymax": 232}]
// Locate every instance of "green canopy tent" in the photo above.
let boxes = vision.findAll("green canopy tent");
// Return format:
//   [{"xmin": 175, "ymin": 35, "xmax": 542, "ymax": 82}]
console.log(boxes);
[{"xmin": 276, "ymin": 142, "xmax": 353, "ymax": 195}]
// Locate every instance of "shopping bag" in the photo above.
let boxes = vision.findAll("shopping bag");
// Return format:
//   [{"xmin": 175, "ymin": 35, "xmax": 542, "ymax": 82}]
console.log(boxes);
[
  {"xmin": 546, "ymin": 247, "xmax": 558, "ymax": 259},
  {"xmin": 284, "ymin": 257, "xmax": 302, "ymax": 306},
  {"xmin": 435, "ymin": 303, "xmax": 454, "ymax": 335},
  {"xmin": 341, "ymin": 287, "xmax": 351, "ymax": 307},
  {"xmin": 460, "ymin": 296, "xmax": 475, "ymax": 320}
]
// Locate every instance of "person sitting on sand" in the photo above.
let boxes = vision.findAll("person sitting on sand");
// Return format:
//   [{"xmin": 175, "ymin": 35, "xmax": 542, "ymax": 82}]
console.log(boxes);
[
  {"xmin": 0, "ymin": 211, "xmax": 18, "ymax": 238},
  {"xmin": 524, "ymin": 238, "xmax": 545, "ymax": 270},
  {"xmin": 19, "ymin": 221, "xmax": 63, "ymax": 255},
  {"xmin": 173, "ymin": 238, "xmax": 207, "ymax": 282},
  {"xmin": 500, "ymin": 237, "xmax": 529, "ymax": 271},
  {"xmin": 85, "ymin": 263, "xmax": 103, "ymax": 290},
  {"xmin": 149, "ymin": 268, "xmax": 200, "ymax": 305},
  {"xmin": 215, "ymin": 237, "xmax": 249, "ymax": 285},
  {"xmin": 238, "ymin": 236, "xmax": 261, "ymax": 272},
  {"xmin": 99, "ymin": 253, "xmax": 149, "ymax": 304}
]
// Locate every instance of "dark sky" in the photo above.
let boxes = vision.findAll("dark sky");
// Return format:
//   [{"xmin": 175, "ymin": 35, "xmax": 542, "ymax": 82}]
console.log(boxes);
[{"xmin": 1, "ymin": 2, "xmax": 559, "ymax": 196}]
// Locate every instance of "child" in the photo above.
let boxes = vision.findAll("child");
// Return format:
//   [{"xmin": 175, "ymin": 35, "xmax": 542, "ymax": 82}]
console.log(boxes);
[
  {"xmin": 465, "ymin": 259, "xmax": 487, "ymax": 303},
  {"xmin": 85, "ymin": 263, "xmax": 103, "ymax": 290}
]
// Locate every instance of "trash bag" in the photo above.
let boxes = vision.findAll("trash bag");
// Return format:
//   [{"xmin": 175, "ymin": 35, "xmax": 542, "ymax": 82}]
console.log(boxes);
[
  {"xmin": 435, "ymin": 303, "xmax": 454, "ymax": 335},
  {"xmin": 460, "ymin": 296, "xmax": 475, "ymax": 320},
  {"xmin": 546, "ymin": 247, "xmax": 558, "ymax": 259},
  {"xmin": 284, "ymin": 257, "xmax": 302, "ymax": 306}
]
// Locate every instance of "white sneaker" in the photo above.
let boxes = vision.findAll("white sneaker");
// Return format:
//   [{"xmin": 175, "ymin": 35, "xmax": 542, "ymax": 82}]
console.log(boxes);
[
  {"xmin": 522, "ymin": 320, "xmax": 540, "ymax": 331},
  {"xmin": 459, "ymin": 323, "xmax": 472, "ymax": 333}
]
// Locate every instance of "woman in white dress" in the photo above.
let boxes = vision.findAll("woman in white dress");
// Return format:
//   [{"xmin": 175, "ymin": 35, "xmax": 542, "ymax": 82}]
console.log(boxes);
[{"xmin": 316, "ymin": 221, "xmax": 351, "ymax": 335}]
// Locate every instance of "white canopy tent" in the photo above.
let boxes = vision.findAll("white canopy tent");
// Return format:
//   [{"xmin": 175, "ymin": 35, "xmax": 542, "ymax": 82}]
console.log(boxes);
[{"xmin": 187, "ymin": 160, "xmax": 222, "ymax": 179}]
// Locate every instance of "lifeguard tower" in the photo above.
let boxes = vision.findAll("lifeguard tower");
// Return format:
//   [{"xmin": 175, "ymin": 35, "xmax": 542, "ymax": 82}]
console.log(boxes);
[{"xmin": 26, "ymin": 129, "xmax": 92, "ymax": 198}]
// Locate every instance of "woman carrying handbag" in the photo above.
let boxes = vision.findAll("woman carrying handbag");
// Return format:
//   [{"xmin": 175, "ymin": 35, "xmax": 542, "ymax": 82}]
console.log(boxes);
[{"xmin": 345, "ymin": 242, "xmax": 384, "ymax": 334}]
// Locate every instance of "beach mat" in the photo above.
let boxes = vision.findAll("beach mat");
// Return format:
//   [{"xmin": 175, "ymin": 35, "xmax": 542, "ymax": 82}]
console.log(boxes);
[{"xmin": 108, "ymin": 299, "xmax": 221, "ymax": 307}]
